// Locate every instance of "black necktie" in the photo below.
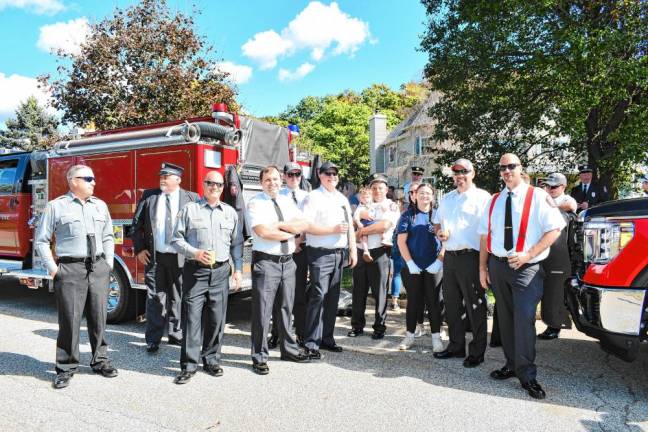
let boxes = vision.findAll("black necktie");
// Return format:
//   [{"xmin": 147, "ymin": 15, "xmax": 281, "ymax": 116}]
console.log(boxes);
[
  {"xmin": 583, "ymin": 184, "xmax": 588, "ymax": 195},
  {"xmin": 165, "ymin": 194, "xmax": 173, "ymax": 244},
  {"xmin": 271, "ymin": 198, "xmax": 289, "ymax": 254},
  {"xmin": 291, "ymin": 190, "xmax": 298, "ymax": 205},
  {"xmin": 504, "ymin": 191, "xmax": 513, "ymax": 251}
]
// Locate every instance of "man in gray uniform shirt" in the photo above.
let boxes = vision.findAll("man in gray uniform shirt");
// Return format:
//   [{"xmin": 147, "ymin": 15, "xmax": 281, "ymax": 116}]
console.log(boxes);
[
  {"xmin": 247, "ymin": 165, "xmax": 310, "ymax": 375},
  {"xmin": 171, "ymin": 170, "xmax": 243, "ymax": 384},
  {"xmin": 35, "ymin": 164, "xmax": 117, "ymax": 389}
]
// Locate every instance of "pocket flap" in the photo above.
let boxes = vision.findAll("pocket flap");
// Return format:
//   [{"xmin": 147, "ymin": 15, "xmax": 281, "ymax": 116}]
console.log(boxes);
[{"xmin": 60, "ymin": 214, "xmax": 80, "ymax": 224}]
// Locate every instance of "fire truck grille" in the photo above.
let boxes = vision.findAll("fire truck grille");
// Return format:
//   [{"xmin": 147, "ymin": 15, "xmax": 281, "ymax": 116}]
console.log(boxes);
[{"xmin": 579, "ymin": 287, "xmax": 601, "ymax": 327}]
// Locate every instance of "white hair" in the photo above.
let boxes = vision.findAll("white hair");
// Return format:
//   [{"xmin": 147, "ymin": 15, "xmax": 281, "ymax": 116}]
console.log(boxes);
[{"xmin": 66, "ymin": 164, "xmax": 91, "ymax": 181}]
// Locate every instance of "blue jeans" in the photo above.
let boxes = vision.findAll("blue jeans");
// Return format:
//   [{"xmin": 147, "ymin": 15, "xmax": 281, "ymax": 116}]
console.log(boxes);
[{"xmin": 391, "ymin": 257, "xmax": 402, "ymax": 298}]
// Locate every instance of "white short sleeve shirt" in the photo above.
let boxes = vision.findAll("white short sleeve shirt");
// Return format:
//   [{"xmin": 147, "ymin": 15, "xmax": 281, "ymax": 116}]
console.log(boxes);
[
  {"xmin": 246, "ymin": 192, "xmax": 301, "ymax": 255},
  {"xmin": 433, "ymin": 185, "xmax": 491, "ymax": 251},
  {"xmin": 303, "ymin": 186, "xmax": 352, "ymax": 249}
]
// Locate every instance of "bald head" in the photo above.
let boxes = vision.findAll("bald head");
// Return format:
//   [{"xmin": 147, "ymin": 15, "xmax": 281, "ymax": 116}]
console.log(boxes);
[
  {"xmin": 499, "ymin": 153, "xmax": 523, "ymax": 189},
  {"xmin": 499, "ymin": 153, "xmax": 521, "ymax": 165},
  {"xmin": 203, "ymin": 171, "xmax": 224, "ymax": 204}
]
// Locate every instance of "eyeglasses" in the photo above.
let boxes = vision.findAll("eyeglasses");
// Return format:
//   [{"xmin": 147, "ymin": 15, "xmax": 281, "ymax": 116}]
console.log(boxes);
[
  {"xmin": 322, "ymin": 171, "xmax": 338, "ymax": 177},
  {"xmin": 75, "ymin": 176, "xmax": 95, "ymax": 183},
  {"xmin": 204, "ymin": 180, "xmax": 224, "ymax": 188},
  {"xmin": 498, "ymin": 163, "xmax": 519, "ymax": 172},
  {"xmin": 452, "ymin": 169, "xmax": 471, "ymax": 175},
  {"xmin": 286, "ymin": 172, "xmax": 301, "ymax": 178}
]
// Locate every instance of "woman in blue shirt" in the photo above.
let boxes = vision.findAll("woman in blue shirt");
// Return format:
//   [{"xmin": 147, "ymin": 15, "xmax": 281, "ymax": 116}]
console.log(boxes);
[{"xmin": 396, "ymin": 183, "xmax": 444, "ymax": 352}]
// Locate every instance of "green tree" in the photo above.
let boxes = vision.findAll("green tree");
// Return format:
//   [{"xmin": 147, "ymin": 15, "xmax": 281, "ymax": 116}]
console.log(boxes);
[
  {"xmin": 39, "ymin": 0, "xmax": 238, "ymax": 130},
  {"xmin": 273, "ymin": 83, "xmax": 429, "ymax": 186},
  {"xmin": 0, "ymin": 96, "xmax": 59, "ymax": 151},
  {"xmin": 420, "ymin": 0, "xmax": 647, "ymax": 195}
]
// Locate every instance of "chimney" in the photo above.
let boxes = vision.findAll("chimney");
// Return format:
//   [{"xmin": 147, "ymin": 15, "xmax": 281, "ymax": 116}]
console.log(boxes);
[{"xmin": 369, "ymin": 113, "xmax": 387, "ymax": 173}]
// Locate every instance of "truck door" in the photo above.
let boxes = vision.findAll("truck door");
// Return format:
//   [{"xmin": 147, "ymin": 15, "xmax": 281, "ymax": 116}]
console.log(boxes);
[{"xmin": 0, "ymin": 154, "xmax": 28, "ymax": 257}]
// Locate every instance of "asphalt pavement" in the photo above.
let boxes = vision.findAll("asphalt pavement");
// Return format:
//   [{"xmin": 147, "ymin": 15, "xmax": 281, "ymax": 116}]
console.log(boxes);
[{"xmin": 0, "ymin": 280, "xmax": 646, "ymax": 432}]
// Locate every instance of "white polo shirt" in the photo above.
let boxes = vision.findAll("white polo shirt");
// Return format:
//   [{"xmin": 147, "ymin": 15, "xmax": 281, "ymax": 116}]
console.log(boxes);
[
  {"xmin": 434, "ymin": 185, "xmax": 491, "ymax": 251},
  {"xmin": 303, "ymin": 186, "xmax": 352, "ymax": 249},
  {"xmin": 477, "ymin": 182, "xmax": 565, "ymax": 263},
  {"xmin": 279, "ymin": 186, "xmax": 309, "ymax": 211},
  {"xmin": 353, "ymin": 198, "xmax": 400, "ymax": 249},
  {"xmin": 246, "ymin": 192, "xmax": 301, "ymax": 255},
  {"xmin": 155, "ymin": 188, "xmax": 180, "ymax": 253}
]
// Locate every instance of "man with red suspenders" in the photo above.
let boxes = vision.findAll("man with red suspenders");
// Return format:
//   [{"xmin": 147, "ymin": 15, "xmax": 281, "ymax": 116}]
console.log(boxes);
[{"xmin": 478, "ymin": 154, "xmax": 564, "ymax": 400}]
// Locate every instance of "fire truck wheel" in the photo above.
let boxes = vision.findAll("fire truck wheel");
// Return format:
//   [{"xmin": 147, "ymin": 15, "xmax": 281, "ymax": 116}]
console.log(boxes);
[{"xmin": 106, "ymin": 266, "xmax": 134, "ymax": 323}]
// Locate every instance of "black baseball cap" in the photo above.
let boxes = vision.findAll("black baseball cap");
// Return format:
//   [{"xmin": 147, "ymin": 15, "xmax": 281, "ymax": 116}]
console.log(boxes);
[
  {"xmin": 283, "ymin": 162, "xmax": 302, "ymax": 173},
  {"xmin": 319, "ymin": 161, "xmax": 339, "ymax": 173}
]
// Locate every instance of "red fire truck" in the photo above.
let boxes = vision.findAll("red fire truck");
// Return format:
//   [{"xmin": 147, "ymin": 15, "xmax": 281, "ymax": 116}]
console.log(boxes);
[
  {"xmin": 566, "ymin": 197, "xmax": 648, "ymax": 361},
  {"xmin": 0, "ymin": 104, "xmax": 309, "ymax": 323}
]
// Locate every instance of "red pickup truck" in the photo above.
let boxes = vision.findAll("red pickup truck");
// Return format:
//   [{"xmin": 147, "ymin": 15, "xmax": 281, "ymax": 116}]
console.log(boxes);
[{"xmin": 566, "ymin": 197, "xmax": 648, "ymax": 361}]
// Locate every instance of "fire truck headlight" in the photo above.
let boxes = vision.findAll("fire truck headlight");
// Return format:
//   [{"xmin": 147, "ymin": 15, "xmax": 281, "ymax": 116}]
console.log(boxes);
[{"xmin": 583, "ymin": 218, "xmax": 634, "ymax": 264}]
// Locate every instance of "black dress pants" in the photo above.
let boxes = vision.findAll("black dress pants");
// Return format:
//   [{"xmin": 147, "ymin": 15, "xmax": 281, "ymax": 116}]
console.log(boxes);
[
  {"xmin": 442, "ymin": 251, "xmax": 487, "ymax": 357},
  {"xmin": 351, "ymin": 247, "xmax": 390, "ymax": 333},
  {"xmin": 180, "ymin": 262, "xmax": 229, "ymax": 371},
  {"xmin": 145, "ymin": 252, "xmax": 183, "ymax": 344},
  {"xmin": 269, "ymin": 247, "xmax": 309, "ymax": 341},
  {"xmin": 54, "ymin": 259, "xmax": 111, "ymax": 373}
]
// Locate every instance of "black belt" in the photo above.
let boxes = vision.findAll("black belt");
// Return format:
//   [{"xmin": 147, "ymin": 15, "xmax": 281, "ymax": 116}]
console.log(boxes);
[
  {"xmin": 57, "ymin": 254, "xmax": 105, "ymax": 264},
  {"xmin": 307, "ymin": 246, "xmax": 346, "ymax": 254},
  {"xmin": 188, "ymin": 260, "xmax": 228, "ymax": 269},
  {"xmin": 490, "ymin": 254, "xmax": 509, "ymax": 263},
  {"xmin": 155, "ymin": 251, "xmax": 177, "ymax": 257},
  {"xmin": 253, "ymin": 251, "xmax": 293, "ymax": 263},
  {"xmin": 446, "ymin": 249, "xmax": 478, "ymax": 256}
]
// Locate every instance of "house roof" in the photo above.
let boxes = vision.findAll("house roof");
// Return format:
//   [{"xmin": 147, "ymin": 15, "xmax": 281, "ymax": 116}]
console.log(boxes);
[{"xmin": 384, "ymin": 91, "xmax": 441, "ymax": 143}]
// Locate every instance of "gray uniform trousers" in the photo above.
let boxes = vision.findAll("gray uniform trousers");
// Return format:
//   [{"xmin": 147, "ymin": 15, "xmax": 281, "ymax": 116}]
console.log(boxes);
[
  {"xmin": 251, "ymin": 255, "xmax": 301, "ymax": 363},
  {"xmin": 304, "ymin": 247, "xmax": 345, "ymax": 350},
  {"xmin": 489, "ymin": 257, "xmax": 545, "ymax": 383},
  {"xmin": 442, "ymin": 251, "xmax": 488, "ymax": 357},
  {"xmin": 351, "ymin": 246, "xmax": 390, "ymax": 333},
  {"xmin": 269, "ymin": 247, "xmax": 309, "ymax": 341},
  {"xmin": 145, "ymin": 252, "xmax": 183, "ymax": 344},
  {"xmin": 180, "ymin": 261, "xmax": 229, "ymax": 372},
  {"xmin": 54, "ymin": 259, "xmax": 111, "ymax": 373}
]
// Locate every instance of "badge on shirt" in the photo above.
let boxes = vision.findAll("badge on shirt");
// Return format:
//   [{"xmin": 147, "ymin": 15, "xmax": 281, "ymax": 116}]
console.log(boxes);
[{"xmin": 591, "ymin": 192, "xmax": 596, "ymax": 197}]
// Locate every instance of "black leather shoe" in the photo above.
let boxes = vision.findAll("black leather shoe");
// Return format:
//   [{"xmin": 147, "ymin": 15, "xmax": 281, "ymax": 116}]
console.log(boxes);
[
  {"xmin": 52, "ymin": 372, "xmax": 73, "ymax": 389},
  {"xmin": 371, "ymin": 331, "xmax": 385, "ymax": 340},
  {"xmin": 280, "ymin": 351, "xmax": 311, "ymax": 363},
  {"xmin": 203, "ymin": 364, "xmax": 223, "ymax": 377},
  {"xmin": 433, "ymin": 349, "xmax": 466, "ymax": 359},
  {"xmin": 146, "ymin": 342, "xmax": 160, "ymax": 353},
  {"xmin": 347, "ymin": 329, "xmax": 364, "ymax": 337},
  {"xmin": 93, "ymin": 363, "xmax": 118, "ymax": 378},
  {"xmin": 307, "ymin": 349, "xmax": 322, "ymax": 360},
  {"xmin": 252, "ymin": 362, "xmax": 270, "ymax": 375},
  {"xmin": 522, "ymin": 379, "xmax": 547, "ymax": 400},
  {"xmin": 537, "ymin": 327, "xmax": 560, "ymax": 340},
  {"xmin": 267, "ymin": 335, "xmax": 279, "ymax": 349},
  {"xmin": 296, "ymin": 335, "xmax": 305, "ymax": 348},
  {"xmin": 167, "ymin": 337, "xmax": 182, "ymax": 346},
  {"xmin": 320, "ymin": 343, "xmax": 343, "ymax": 352},
  {"xmin": 490, "ymin": 366, "xmax": 516, "ymax": 380},
  {"xmin": 174, "ymin": 370, "xmax": 196, "ymax": 384},
  {"xmin": 462, "ymin": 356, "xmax": 484, "ymax": 368}
]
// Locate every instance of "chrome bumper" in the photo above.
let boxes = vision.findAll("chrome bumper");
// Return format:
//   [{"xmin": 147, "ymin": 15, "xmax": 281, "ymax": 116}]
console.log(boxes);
[{"xmin": 597, "ymin": 288, "xmax": 646, "ymax": 335}]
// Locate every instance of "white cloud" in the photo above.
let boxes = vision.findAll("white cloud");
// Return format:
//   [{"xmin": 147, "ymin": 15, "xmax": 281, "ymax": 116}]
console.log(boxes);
[
  {"xmin": 37, "ymin": 17, "xmax": 89, "ymax": 56},
  {"xmin": 278, "ymin": 63, "xmax": 315, "ymax": 82},
  {"xmin": 215, "ymin": 61, "xmax": 253, "ymax": 85},
  {"xmin": 0, "ymin": 72, "xmax": 52, "ymax": 120},
  {"xmin": 241, "ymin": 30, "xmax": 293, "ymax": 70},
  {"xmin": 0, "ymin": 0, "xmax": 65, "ymax": 14},
  {"xmin": 242, "ymin": 1, "xmax": 370, "ymax": 71}
]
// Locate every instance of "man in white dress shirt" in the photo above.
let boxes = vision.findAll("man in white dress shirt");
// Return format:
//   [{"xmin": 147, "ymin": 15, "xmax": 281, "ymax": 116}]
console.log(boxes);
[
  {"xmin": 433, "ymin": 158, "xmax": 491, "ymax": 367},
  {"xmin": 478, "ymin": 153, "xmax": 564, "ymax": 400},
  {"xmin": 302, "ymin": 161, "xmax": 357, "ymax": 359},
  {"xmin": 246, "ymin": 165, "xmax": 311, "ymax": 374}
]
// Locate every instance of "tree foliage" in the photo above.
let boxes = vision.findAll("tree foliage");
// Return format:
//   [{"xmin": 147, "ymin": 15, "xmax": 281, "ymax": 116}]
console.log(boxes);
[
  {"xmin": 267, "ymin": 83, "xmax": 429, "ymax": 186},
  {"xmin": 0, "ymin": 96, "xmax": 59, "ymax": 151},
  {"xmin": 39, "ymin": 0, "xmax": 238, "ymax": 130},
  {"xmin": 420, "ymin": 0, "xmax": 647, "ymax": 195}
]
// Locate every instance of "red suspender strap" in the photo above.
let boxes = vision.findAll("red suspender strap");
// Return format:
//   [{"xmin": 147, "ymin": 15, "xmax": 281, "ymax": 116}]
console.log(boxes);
[
  {"xmin": 486, "ymin": 192, "xmax": 500, "ymax": 253},
  {"xmin": 516, "ymin": 186, "xmax": 535, "ymax": 252}
]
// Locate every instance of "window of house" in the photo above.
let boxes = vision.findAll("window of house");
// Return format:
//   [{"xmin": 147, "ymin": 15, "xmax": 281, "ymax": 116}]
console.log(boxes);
[{"xmin": 415, "ymin": 137, "xmax": 422, "ymax": 155}]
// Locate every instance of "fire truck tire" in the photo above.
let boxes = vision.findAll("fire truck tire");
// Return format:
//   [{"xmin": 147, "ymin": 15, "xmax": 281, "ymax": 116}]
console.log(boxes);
[{"xmin": 106, "ymin": 266, "xmax": 134, "ymax": 323}]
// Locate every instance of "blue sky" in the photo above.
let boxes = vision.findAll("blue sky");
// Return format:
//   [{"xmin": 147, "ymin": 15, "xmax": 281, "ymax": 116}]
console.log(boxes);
[{"xmin": 0, "ymin": 0, "xmax": 429, "ymax": 126}]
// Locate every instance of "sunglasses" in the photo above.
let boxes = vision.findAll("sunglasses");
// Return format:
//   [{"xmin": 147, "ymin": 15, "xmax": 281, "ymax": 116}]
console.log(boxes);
[
  {"xmin": 543, "ymin": 184, "xmax": 562, "ymax": 190},
  {"xmin": 452, "ymin": 169, "xmax": 471, "ymax": 175},
  {"xmin": 412, "ymin": 172, "xmax": 423, "ymax": 176},
  {"xmin": 498, "ymin": 163, "xmax": 519, "ymax": 172},
  {"xmin": 322, "ymin": 171, "xmax": 338, "ymax": 177},
  {"xmin": 75, "ymin": 176, "xmax": 95, "ymax": 183},
  {"xmin": 204, "ymin": 180, "xmax": 224, "ymax": 188},
  {"xmin": 286, "ymin": 172, "xmax": 302, "ymax": 178}
]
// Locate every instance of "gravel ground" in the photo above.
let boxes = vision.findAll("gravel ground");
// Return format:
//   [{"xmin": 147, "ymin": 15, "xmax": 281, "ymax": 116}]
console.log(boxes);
[{"xmin": 0, "ymin": 281, "xmax": 646, "ymax": 432}]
